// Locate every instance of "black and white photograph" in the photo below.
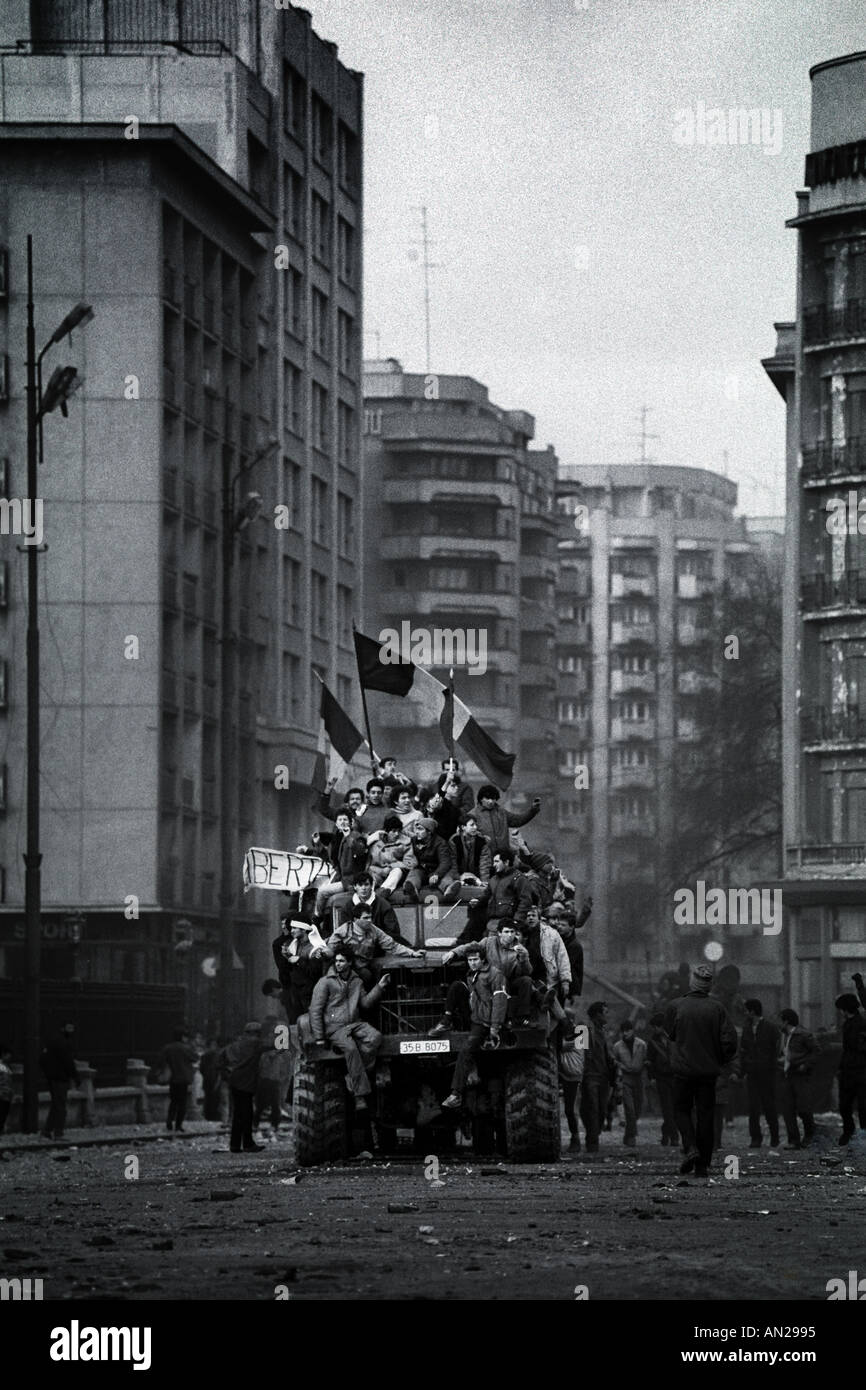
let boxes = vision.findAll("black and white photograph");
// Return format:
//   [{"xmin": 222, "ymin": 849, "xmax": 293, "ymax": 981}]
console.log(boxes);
[{"xmin": 0, "ymin": 0, "xmax": 865, "ymax": 1353}]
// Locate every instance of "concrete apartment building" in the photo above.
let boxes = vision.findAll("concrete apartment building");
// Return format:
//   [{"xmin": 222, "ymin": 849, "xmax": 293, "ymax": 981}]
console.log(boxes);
[
  {"xmin": 361, "ymin": 360, "xmax": 559, "ymax": 845},
  {"xmin": 0, "ymin": 1, "xmax": 363, "ymax": 1048},
  {"xmin": 555, "ymin": 464, "xmax": 781, "ymax": 999},
  {"xmin": 763, "ymin": 51, "xmax": 866, "ymax": 1030}
]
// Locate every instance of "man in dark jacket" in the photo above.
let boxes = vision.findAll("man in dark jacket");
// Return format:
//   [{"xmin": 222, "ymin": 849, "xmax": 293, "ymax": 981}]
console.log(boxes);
[
  {"xmin": 40, "ymin": 1023, "xmax": 79, "ymax": 1140},
  {"xmin": 737, "ymin": 998, "xmax": 781, "ymax": 1148},
  {"xmin": 441, "ymin": 944, "xmax": 508, "ymax": 1109},
  {"xmin": 318, "ymin": 902, "xmax": 423, "ymax": 986},
  {"xmin": 403, "ymin": 817, "xmax": 456, "ymax": 901},
  {"xmin": 159, "ymin": 1028, "xmax": 198, "ymax": 1133},
  {"xmin": 664, "ymin": 964, "xmax": 738, "ymax": 1177},
  {"xmin": 311, "ymin": 809, "xmax": 369, "ymax": 921},
  {"xmin": 548, "ymin": 898, "xmax": 592, "ymax": 998},
  {"xmin": 461, "ymin": 848, "xmax": 532, "ymax": 940},
  {"xmin": 473, "ymin": 784, "xmax": 541, "ymax": 856},
  {"xmin": 219, "ymin": 1022, "xmax": 273, "ymax": 1153},
  {"xmin": 580, "ymin": 1001, "xmax": 617, "ymax": 1155},
  {"xmin": 443, "ymin": 920, "xmax": 534, "ymax": 1023},
  {"xmin": 835, "ymin": 991, "xmax": 866, "ymax": 1145},
  {"xmin": 275, "ymin": 920, "xmax": 325, "ymax": 1023},
  {"xmin": 333, "ymin": 871, "xmax": 412, "ymax": 944},
  {"xmin": 309, "ymin": 945, "xmax": 390, "ymax": 1109},
  {"xmin": 446, "ymin": 815, "xmax": 492, "ymax": 895},
  {"xmin": 779, "ymin": 1008, "xmax": 817, "ymax": 1149}
]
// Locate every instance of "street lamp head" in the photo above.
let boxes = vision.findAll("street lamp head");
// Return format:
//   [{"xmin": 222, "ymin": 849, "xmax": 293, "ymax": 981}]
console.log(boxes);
[
  {"xmin": 49, "ymin": 303, "xmax": 94, "ymax": 347},
  {"xmin": 40, "ymin": 364, "xmax": 83, "ymax": 419}
]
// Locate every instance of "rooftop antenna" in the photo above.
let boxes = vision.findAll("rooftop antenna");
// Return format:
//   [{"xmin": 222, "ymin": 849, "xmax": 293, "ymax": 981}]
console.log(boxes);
[
  {"xmin": 721, "ymin": 448, "xmax": 729, "ymax": 477},
  {"xmin": 634, "ymin": 404, "xmax": 660, "ymax": 465},
  {"xmin": 409, "ymin": 204, "xmax": 441, "ymax": 373}
]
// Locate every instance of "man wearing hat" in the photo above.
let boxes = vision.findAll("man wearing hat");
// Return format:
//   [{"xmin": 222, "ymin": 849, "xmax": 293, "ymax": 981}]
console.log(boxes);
[
  {"xmin": 402, "ymin": 817, "xmax": 456, "ymax": 902},
  {"xmin": 663, "ymin": 964, "xmax": 738, "ymax": 1177}
]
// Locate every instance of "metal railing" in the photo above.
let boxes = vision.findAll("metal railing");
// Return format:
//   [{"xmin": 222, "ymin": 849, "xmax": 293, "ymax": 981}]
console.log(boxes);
[
  {"xmin": 801, "ymin": 704, "xmax": 866, "ymax": 743},
  {"xmin": 801, "ymin": 570, "xmax": 866, "ymax": 610},
  {"xmin": 786, "ymin": 843, "xmax": 866, "ymax": 870},
  {"xmin": 803, "ymin": 299, "xmax": 866, "ymax": 346},
  {"xmin": 31, "ymin": 0, "xmax": 240, "ymax": 55},
  {"xmin": 801, "ymin": 437, "xmax": 866, "ymax": 480}
]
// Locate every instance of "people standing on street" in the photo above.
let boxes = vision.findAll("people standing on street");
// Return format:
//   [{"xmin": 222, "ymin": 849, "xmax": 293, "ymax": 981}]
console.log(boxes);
[
  {"xmin": 580, "ymin": 1001, "xmax": 617, "ymax": 1156},
  {"xmin": 834, "ymin": 992, "xmax": 866, "ymax": 1145},
  {"xmin": 39, "ymin": 1023, "xmax": 79, "ymax": 1140},
  {"xmin": 159, "ymin": 1028, "xmax": 198, "ymax": 1133},
  {"xmin": 664, "ymin": 964, "xmax": 738, "ymax": 1178},
  {"xmin": 255, "ymin": 980, "xmax": 291, "ymax": 1133},
  {"xmin": 219, "ymin": 1021, "xmax": 274, "ymax": 1153},
  {"xmin": 613, "ymin": 1018, "xmax": 647, "ymax": 1147},
  {"xmin": 737, "ymin": 998, "xmax": 781, "ymax": 1149},
  {"xmin": 646, "ymin": 1012, "xmax": 679, "ymax": 1146},
  {"xmin": 779, "ymin": 1008, "xmax": 817, "ymax": 1149},
  {"xmin": 559, "ymin": 1016, "xmax": 585, "ymax": 1152}
]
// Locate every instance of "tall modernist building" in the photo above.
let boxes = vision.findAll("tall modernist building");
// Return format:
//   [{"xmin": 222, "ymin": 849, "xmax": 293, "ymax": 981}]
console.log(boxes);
[
  {"xmin": 0, "ymin": 1, "xmax": 363, "ymax": 1042},
  {"xmin": 555, "ymin": 465, "xmax": 780, "ymax": 1000},
  {"xmin": 763, "ymin": 50, "xmax": 866, "ymax": 1029},
  {"xmin": 362, "ymin": 360, "xmax": 559, "ymax": 846}
]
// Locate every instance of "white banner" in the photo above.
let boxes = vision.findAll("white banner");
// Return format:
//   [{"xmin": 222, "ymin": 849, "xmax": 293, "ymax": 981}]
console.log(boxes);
[{"xmin": 243, "ymin": 847, "xmax": 328, "ymax": 893}]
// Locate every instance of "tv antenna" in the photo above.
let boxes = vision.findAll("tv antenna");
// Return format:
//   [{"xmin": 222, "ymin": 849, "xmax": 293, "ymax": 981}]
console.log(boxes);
[{"xmin": 409, "ymin": 204, "xmax": 442, "ymax": 373}]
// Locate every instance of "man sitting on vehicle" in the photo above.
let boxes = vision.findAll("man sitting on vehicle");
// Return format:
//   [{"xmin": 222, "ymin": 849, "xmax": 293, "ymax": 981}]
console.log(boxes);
[
  {"xmin": 374, "ymin": 755, "xmax": 416, "ymax": 804},
  {"xmin": 458, "ymin": 847, "xmax": 532, "ymax": 940},
  {"xmin": 368, "ymin": 815, "xmax": 413, "ymax": 896},
  {"xmin": 403, "ymin": 817, "xmax": 456, "ymax": 902},
  {"xmin": 308, "ymin": 943, "xmax": 390, "ymax": 1111},
  {"xmin": 311, "ymin": 809, "xmax": 369, "ymax": 923},
  {"xmin": 392, "ymin": 786, "xmax": 423, "ymax": 829},
  {"xmin": 316, "ymin": 901, "xmax": 423, "ymax": 986},
  {"xmin": 443, "ymin": 919, "xmax": 534, "ymax": 1025},
  {"xmin": 331, "ymin": 870, "xmax": 412, "ymax": 943},
  {"xmin": 440, "ymin": 943, "xmax": 509, "ymax": 1110},
  {"xmin": 427, "ymin": 758, "xmax": 475, "ymax": 817},
  {"xmin": 472, "ymin": 783, "xmax": 542, "ymax": 857},
  {"xmin": 444, "ymin": 814, "xmax": 492, "ymax": 900}
]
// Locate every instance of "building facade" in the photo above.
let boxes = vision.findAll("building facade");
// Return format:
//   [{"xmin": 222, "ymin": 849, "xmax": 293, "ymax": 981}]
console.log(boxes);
[
  {"xmin": 764, "ymin": 50, "xmax": 866, "ymax": 1031},
  {"xmin": 555, "ymin": 464, "xmax": 780, "ymax": 999},
  {"xmin": 361, "ymin": 360, "xmax": 559, "ymax": 840},
  {"xmin": 0, "ymin": 1, "xmax": 363, "ymax": 1048}
]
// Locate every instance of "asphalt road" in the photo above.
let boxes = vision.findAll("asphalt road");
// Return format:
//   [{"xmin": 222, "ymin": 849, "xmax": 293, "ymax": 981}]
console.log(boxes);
[{"xmin": 2, "ymin": 1115, "xmax": 863, "ymax": 1302}]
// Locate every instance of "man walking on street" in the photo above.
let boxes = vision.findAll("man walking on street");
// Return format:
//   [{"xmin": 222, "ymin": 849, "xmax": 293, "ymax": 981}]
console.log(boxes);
[
  {"xmin": 613, "ymin": 1018, "xmax": 647, "ymax": 1147},
  {"xmin": 738, "ymin": 998, "xmax": 781, "ymax": 1149},
  {"xmin": 664, "ymin": 964, "xmax": 738, "ymax": 1178},
  {"xmin": 580, "ymin": 1001, "xmax": 616, "ymax": 1156},
  {"xmin": 779, "ymin": 1008, "xmax": 817, "ymax": 1149},
  {"xmin": 39, "ymin": 1023, "xmax": 79, "ymax": 1140}
]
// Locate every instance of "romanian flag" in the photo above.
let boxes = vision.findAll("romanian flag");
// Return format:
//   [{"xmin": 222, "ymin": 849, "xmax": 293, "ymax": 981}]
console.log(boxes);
[{"xmin": 319, "ymin": 679, "xmax": 364, "ymax": 783}]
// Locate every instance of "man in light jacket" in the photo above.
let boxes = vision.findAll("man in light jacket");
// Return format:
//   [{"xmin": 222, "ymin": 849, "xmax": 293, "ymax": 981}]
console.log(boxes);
[
  {"xmin": 309, "ymin": 944, "xmax": 390, "ymax": 1110},
  {"xmin": 664, "ymin": 964, "xmax": 738, "ymax": 1178},
  {"xmin": 612, "ymin": 1018, "xmax": 648, "ymax": 1147}
]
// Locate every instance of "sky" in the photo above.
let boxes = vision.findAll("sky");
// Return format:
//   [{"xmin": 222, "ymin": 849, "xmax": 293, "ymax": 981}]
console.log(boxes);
[{"xmin": 307, "ymin": 0, "xmax": 866, "ymax": 516}]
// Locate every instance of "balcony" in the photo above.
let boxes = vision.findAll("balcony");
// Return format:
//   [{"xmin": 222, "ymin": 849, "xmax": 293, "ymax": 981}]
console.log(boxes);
[
  {"xmin": 611, "ymin": 573, "xmax": 656, "ymax": 599},
  {"xmin": 557, "ymin": 669, "xmax": 590, "ymax": 696},
  {"xmin": 557, "ymin": 617, "xmax": 592, "ymax": 646},
  {"xmin": 676, "ymin": 574, "xmax": 714, "ymax": 600},
  {"xmin": 380, "ymin": 534, "xmax": 510, "ymax": 563},
  {"xmin": 802, "ymin": 438, "xmax": 866, "ymax": 483},
  {"xmin": 610, "ymin": 764, "xmax": 655, "ymax": 790},
  {"xmin": 611, "ymin": 716, "xmax": 655, "ymax": 742},
  {"xmin": 521, "ymin": 553, "xmax": 558, "ymax": 583},
  {"xmin": 381, "ymin": 588, "xmax": 517, "ymax": 618},
  {"xmin": 801, "ymin": 704, "xmax": 866, "ymax": 746},
  {"xmin": 382, "ymin": 475, "xmax": 517, "ymax": 508},
  {"xmin": 803, "ymin": 299, "xmax": 866, "ymax": 347},
  {"xmin": 676, "ymin": 626, "xmax": 713, "ymax": 647},
  {"xmin": 801, "ymin": 571, "xmax": 866, "ymax": 612},
  {"xmin": 611, "ymin": 621, "xmax": 656, "ymax": 646},
  {"xmin": 677, "ymin": 670, "xmax": 716, "ymax": 696},
  {"xmin": 611, "ymin": 669, "xmax": 654, "ymax": 695},
  {"xmin": 786, "ymin": 843, "xmax": 866, "ymax": 874}
]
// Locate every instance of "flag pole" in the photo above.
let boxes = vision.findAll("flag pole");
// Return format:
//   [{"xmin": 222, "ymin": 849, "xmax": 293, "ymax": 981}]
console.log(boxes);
[
  {"xmin": 447, "ymin": 666, "xmax": 455, "ymax": 763},
  {"xmin": 352, "ymin": 620, "xmax": 378, "ymax": 772}
]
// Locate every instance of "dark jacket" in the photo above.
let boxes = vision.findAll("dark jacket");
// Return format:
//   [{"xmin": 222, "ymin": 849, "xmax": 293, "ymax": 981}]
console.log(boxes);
[
  {"xmin": 160, "ymin": 1040, "xmax": 197, "ymax": 1086},
  {"xmin": 476, "ymin": 867, "xmax": 531, "ymax": 925},
  {"xmin": 339, "ymin": 888, "xmax": 407, "ymax": 941},
  {"xmin": 783, "ymin": 1025, "xmax": 817, "ymax": 1076},
  {"xmin": 467, "ymin": 962, "xmax": 508, "ymax": 1029},
  {"xmin": 219, "ymin": 1035, "xmax": 272, "ymax": 1093},
  {"xmin": 278, "ymin": 937, "xmax": 324, "ymax": 1023},
  {"xmin": 738, "ymin": 1016, "xmax": 781, "ymax": 1075},
  {"xmin": 39, "ymin": 1035, "xmax": 79, "ymax": 1085},
  {"xmin": 316, "ymin": 827, "xmax": 369, "ymax": 888},
  {"xmin": 473, "ymin": 800, "xmax": 540, "ymax": 855},
  {"xmin": 584, "ymin": 1021, "xmax": 616, "ymax": 1083},
  {"xmin": 664, "ymin": 990, "xmax": 738, "ymax": 1079},
  {"xmin": 449, "ymin": 830, "xmax": 492, "ymax": 882},
  {"xmin": 429, "ymin": 799, "xmax": 462, "ymax": 841},
  {"xmin": 557, "ymin": 925, "xmax": 584, "ymax": 998},
  {"xmin": 405, "ymin": 831, "xmax": 454, "ymax": 880},
  {"xmin": 452, "ymin": 934, "xmax": 531, "ymax": 986},
  {"xmin": 839, "ymin": 1012, "xmax": 866, "ymax": 1079},
  {"xmin": 431, "ymin": 774, "xmax": 475, "ymax": 815},
  {"xmin": 309, "ymin": 966, "xmax": 386, "ymax": 1041},
  {"xmin": 646, "ymin": 1029, "xmax": 674, "ymax": 1079}
]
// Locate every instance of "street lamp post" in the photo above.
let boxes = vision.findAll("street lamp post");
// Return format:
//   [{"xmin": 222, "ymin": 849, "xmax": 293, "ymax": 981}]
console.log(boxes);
[
  {"xmin": 22, "ymin": 235, "xmax": 92, "ymax": 1132},
  {"xmin": 218, "ymin": 437, "xmax": 277, "ymax": 1042}
]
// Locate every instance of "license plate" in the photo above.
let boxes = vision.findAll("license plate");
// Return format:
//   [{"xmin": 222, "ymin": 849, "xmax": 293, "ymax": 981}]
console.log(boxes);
[{"xmin": 399, "ymin": 1039, "xmax": 451, "ymax": 1055}]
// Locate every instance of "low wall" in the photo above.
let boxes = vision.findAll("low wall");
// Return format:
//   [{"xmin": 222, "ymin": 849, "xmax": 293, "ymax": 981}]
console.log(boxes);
[{"xmin": 2, "ymin": 1058, "xmax": 196, "ymax": 1134}]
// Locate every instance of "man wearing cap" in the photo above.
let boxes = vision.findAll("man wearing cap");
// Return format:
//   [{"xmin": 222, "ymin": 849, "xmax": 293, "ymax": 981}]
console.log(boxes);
[{"xmin": 663, "ymin": 964, "xmax": 738, "ymax": 1178}]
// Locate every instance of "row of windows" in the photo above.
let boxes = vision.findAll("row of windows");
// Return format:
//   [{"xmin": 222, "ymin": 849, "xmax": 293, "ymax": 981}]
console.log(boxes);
[{"xmin": 282, "ymin": 65, "xmax": 360, "ymax": 192}]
